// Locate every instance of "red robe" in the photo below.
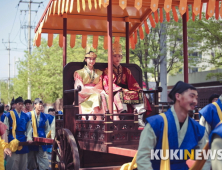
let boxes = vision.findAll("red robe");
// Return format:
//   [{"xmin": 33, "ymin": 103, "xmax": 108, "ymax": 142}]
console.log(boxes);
[{"xmin": 103, "ymin": 65, "xmax": 152, "ymax": 114}]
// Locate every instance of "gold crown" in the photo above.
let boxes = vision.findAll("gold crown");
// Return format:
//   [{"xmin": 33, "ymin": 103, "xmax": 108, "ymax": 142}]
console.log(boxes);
[
  {"xmin": 85, "ymin": 52, "xmax": 97, "ymax": 58},
  {"xmin": 112, "ymin": 41, "xmax": 122, "ymax": 55}
]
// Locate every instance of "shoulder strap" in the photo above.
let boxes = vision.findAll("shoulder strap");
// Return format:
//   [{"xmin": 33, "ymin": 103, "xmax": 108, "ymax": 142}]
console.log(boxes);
[
  {"xmin": 159, "ymin": 113, "xmax": 170, "ymax": 170},
  {"xmin": 213, "ymin": 102, "xmax": 222, "ymax": 121},
  {"xmin": 31, "ymin": 111, "xmax": 38, "ymax": 137},
  {"xmin": 9, "ymin": 111, "xmax": 16, "ymax": 139}
]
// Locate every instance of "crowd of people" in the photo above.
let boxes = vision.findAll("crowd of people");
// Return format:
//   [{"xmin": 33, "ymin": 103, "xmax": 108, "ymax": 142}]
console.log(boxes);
[{"xmin": 0, "ymin": 97, "xmax": 56, "ymax": 170}]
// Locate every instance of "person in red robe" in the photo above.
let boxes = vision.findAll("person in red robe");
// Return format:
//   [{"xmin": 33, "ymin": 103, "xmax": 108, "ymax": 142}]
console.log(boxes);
[{"xmin": 103, "ymin": 41, "xmax": 152, "ymax": 126}]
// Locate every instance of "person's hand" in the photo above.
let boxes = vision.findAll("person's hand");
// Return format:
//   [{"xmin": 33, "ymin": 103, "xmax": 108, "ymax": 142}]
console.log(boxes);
[
  {"xmin": 27, "ymin": 140, "xmax": 33, "ymax": 143},
  {"xmin": 4, "ymin": 148, "xmax": 12, "ymax": 157}
]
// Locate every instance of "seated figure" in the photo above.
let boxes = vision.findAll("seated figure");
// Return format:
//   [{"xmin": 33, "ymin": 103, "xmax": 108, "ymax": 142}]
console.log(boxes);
[
  {"xmin": 103, "ymin": 41, "xmax": 152, "ymax": 126},
  {"xmin": 74, "ymin": 51, "xmax": 113, "ymax": 120}
]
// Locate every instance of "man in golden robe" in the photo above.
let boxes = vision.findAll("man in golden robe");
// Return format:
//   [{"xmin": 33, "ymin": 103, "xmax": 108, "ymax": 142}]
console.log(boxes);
[{"xmin": 103, "ymin": 41, "xmax": 152, "ymax": 126}]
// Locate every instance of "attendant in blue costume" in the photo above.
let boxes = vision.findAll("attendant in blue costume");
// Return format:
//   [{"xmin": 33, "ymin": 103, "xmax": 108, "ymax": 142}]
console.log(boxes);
[
  {"xmin": 137, "ymin": 81, "xmax": 210, "ymax": 170},
  {"xmin": 26, "ymin": 98, "xmax": 50, "ymax": 170},
  {"xmin": 45, "ymin": 108, "xmax": 55, "ymax": 153},
  {"xmin": 4, "ymin": 97, "xmax": 32, "ymax": 170},
  {"xmin": 199, "ymin": 94, "xmax": 222, "ymax": 136},
  {"xmin": 199, "ymin": 93, "xmax": 222, "ymax": 169},
  {"xmin": 0, "ymin": 103, "xmax": 7, "ymax": 122},
  {"xmin": 209, "ymin": 122, "xmax": 222, "ymax": 170}
]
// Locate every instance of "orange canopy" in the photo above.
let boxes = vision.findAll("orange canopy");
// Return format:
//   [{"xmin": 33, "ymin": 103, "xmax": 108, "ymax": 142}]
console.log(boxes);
[{"xmin": 34, "ymin": 0, "xmax": 222, "ymax": 49}]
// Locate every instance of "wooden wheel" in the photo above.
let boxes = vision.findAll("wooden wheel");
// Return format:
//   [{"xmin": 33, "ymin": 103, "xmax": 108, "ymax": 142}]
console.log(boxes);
[{"xmin": 51, "ymin": 128, "xmax": 80, "ymax": 170}]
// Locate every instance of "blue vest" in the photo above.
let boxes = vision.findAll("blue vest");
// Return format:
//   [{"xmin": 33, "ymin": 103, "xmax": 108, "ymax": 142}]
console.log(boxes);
[
  {"xmin": 199, "ymin": 99, "xmax": 222, "ymax": 130},
  {"xmin": 209, "ymin": 123, "xmax": 222, "ymax": 147},
  {"xmin": 26, "ymin": 111, "xmax": 48, "ymax": 152},
  {"xmin": 146, "ymin": 109, "xmax": 205, "ymax": 170},
  {"xmin": 1, "ymin": 112, "xmax": 6, "ymax": 122},
  {"xmin": 45, "ymin": 114, "xmax": 54, "ymax": 125},
  {"xmin": 6, "ymin": 110, "xmax": 30, "ymax": 154}
]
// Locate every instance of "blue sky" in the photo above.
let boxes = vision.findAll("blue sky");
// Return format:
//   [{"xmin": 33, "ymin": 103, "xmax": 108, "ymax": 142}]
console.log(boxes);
[{"xmin": 0, "ymin": 0, "xmax": 48, "ymax": 80}]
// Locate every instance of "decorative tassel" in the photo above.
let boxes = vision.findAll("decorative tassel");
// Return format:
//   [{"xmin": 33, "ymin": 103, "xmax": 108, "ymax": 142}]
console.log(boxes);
[
  {"xmin": 164, "ymin": 0, "xmax": 172, "ymax": 13},
  {"xmin": 179, "ymin": 0, "xmax": 187, "ymax": 16},
  {"xmin": 151, "ymin": 0, "xmax": 159, "ymax": 12}
]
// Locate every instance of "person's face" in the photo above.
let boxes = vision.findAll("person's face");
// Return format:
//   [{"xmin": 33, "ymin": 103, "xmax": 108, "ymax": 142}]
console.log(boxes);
[
  {"xmin": 212, "ymin": 98, "xmax": 218, "ymax": 103},
  {"xmin": 25, "ymin": 103, "xmax": 31, "ymax": 110},
  {"xmin": 113, "ymin": 54, "xmax": 122, "ymax": 66},
  {"xmin": 12, "ymin": 104, "xmax": 16, "ymax": 110},
  {"xmin": 5, "ymin": 106, "xmax": 9, "ymax": 111},
  {"xmin": 48, "ymin": 111, "xmax": 55, "ymax": 116},
  {"xmin": 175, "ymin": 89, "xmax": 198, "ymax": 112},
  {"xmin": 85, "ymin": 57, "xmax": 96, "ymax": 68},
  {"xmin": 15, "ymin": 102, "xmax": 23, "ymax": 112},
  {"xmin": 35, "ymin": 103, "xmax": 44, "ymax": 113}
]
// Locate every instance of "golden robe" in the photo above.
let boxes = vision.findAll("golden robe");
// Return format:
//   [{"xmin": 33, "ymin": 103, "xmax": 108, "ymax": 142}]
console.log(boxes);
[{"xmin": 74, "ymin": 65, "xmax": 110, "ymax": 119}]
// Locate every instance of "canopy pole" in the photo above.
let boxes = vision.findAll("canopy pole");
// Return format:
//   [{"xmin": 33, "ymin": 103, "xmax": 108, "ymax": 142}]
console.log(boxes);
[
  {"xmin": 107, "ymin": 0, "xmax": 113, "ymax": 113},
  {"xmin": 63, "ymin": 17, "xmax": 67, "ymax": 67},
  {"xmin": 182, "ymin": 12, "xmax": 188, "ymax": 83},
  {"xmin": 126, "ymin": 21, "xmax": 129, "ymax": 64}
]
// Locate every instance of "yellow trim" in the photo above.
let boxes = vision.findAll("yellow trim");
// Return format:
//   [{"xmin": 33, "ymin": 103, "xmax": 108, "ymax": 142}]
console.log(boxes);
[
  {"xmin": 9, "ymin": 111, "xmax": 16, "ymax": 139},
  {"xmin": 46, "ymin": 130, "xmax": 51, "ymax": 138},
  {"xmin": 159, "ymin": 113, "xmax": 170, "ymax": 170},
  {"xmin": 213, "ymin": 102, "xmax": 222, "ymax": 120},
  {"xmin": 31, "ymin": 111, "xmax": 38, "ymax": 137}
]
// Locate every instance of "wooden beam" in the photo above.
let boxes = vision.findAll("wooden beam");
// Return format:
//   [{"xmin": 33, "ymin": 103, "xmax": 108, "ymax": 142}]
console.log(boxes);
[
  {"xmin": 63, "ymin": 17, "xmax": 67, "ymax": 67},
  {"xmin": 108, "ymin": 147, "xmax": 137, "ymax": 157},
  {"xmin": 126, "ymin": 21, "xmax": 129, "ymax": 64},
  {"xmin": 42, "ymin": 28, "xmax": 126, "ymax": 37},
  {"xmin": 183, "ymin": 12, "xmax": 188, "ymax": 83},
  {"xmin": 107, "ymin": 0, "xmax": 113, "ymax": 114}
]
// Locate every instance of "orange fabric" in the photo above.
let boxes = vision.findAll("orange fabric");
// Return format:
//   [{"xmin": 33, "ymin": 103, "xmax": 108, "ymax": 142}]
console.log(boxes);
[
  {"xmin": 77, "ymin": 0, "xmax": 80, "ymax": 12},
  {"xmin": 215, "ymin": 1, "xmax": 219, "ymax": 20},
  {"xmin": 94, "ymin": 0, "xmax": 97, "ymax": 9},
  {"xmin": 134, "ymin": 0, "xmax": 142, "ymax": 10},
  {"xmin": 192, "ymin": 4, "xmax": 195, "ymax": 21},
  {"xmin": 193, "ymin": 0, "xmax": 201, "ymax": 16},
  {"xmin": 103, "ymin": 36, "xmax": 108, "ymax": 50},
  {"xmin": 115, "ymin": 37, "xmax": 120, "ymax": 43},
  {"xmin": 149, "ymin": 14, "xmax": 156, "ymax": 28},
  {"xmin": 70, "ymin": 34, "xmax": 76, "ymax": 48},
  {"xmin": 207, "ymin": 0, "xmax": 215, "ymax": 18},
  {"xmin": 130, "ymin": 36, "xmax": 135, "ymax": 49},
  {"xmin": 164, "ymin": 0, "xmax": 172, "ymax": 13},
  {"xmin": 99, "ymin": 0, "xmax": 102, "ymax": 8},
  {"xmin": 179, "ymin": 0, "xmax": 187, "ymax": 15},
  {"xmin": 220, "ymin": 1, "xmax": 222, "ymax": 18},
  {"xmin": 172, "ymin": 6, "xmax": 178, "ymax": 22},
  {"xmin": 154, "ymin": 10, "xmax": 159, "ymax": 23},
  {"xmin": 88, "ymin": 0, "xmax": 92, "ymax": 10},
  {"xmin": 139, "ymin": 26, "xmax": 144, "ymax": 40},
  {"xmin": 151, "ymin": 0, "xmax": 159, "ymax": 12},
  {"xmin": 199, "ymin": 2, "xmax": 203, "ymax": 20},
  {"xmin": 160, "ymin": 8, "xmax": 163, "ymax": 23},
  {"xmin": 48, "ymin": 33, "xmax": 53, "ymax": 47},
  {"xmin": 103, "ymin": 0, "xmax": 109, "ymax": 8},
  {"xmin": 119, "ymin": 0, "xmax": 127, "ymax": 9},
  {"xmin": 82, "ymin": 0, "xmax": 86, "ymax": 11},
  {"xmin": 166, "ymin": 12, "xmax": 170, "ymax": 22},
  {"xmin": 206, "ymin": 2, "xmax": 209, "ymax": 20},
  {"xmin": 36, "ymin": 33, "xmax": 41, "ymax": 47},
  {"xmin": 82, "ymin": 35, "xmax": 87, "ymax": 48},
  {"xmin": 134, "ymin": 31, "xmax": 137, "ymax": 45},
  {"xmin": 93, "ymin": 35, "xmax": 98, "ymax": 49},
  {"xmin": 58, "ymin": 0, "xmax": 61, "ymax": 15},
  {"xmin": 144, "ymin": 21, "xmax": 150, "ymax": 34},
  {"xmin": 186, "ymin": 6, "xmax": 189, "ymax": 22},
  {"xmin": 59, "ymin": 34, "xmax": 63, "ymax": 48}
]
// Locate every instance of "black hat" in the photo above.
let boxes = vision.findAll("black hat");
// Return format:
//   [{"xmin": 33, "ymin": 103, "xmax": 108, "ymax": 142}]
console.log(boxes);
[
  {"xmin": 209, "ymin": 94, "xmax": 220, "ymax": 103},
  {"xmin": 168, "ymin": 81, "xmax": 196, "ymax": 102},
  {"xmin": 34, "ymin": 98, "xmax": 43, "ymax": 104},
  {"xmin": 24, "ymin": 99, "xmax": 32, "ymax": 105},
  {"xmin": 15, "ymin": 97, "xmax": 24, "ymax": 104},
  {"xmin": 11, "ymin": 97, "xmax": 15, "ymax": 105}
]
